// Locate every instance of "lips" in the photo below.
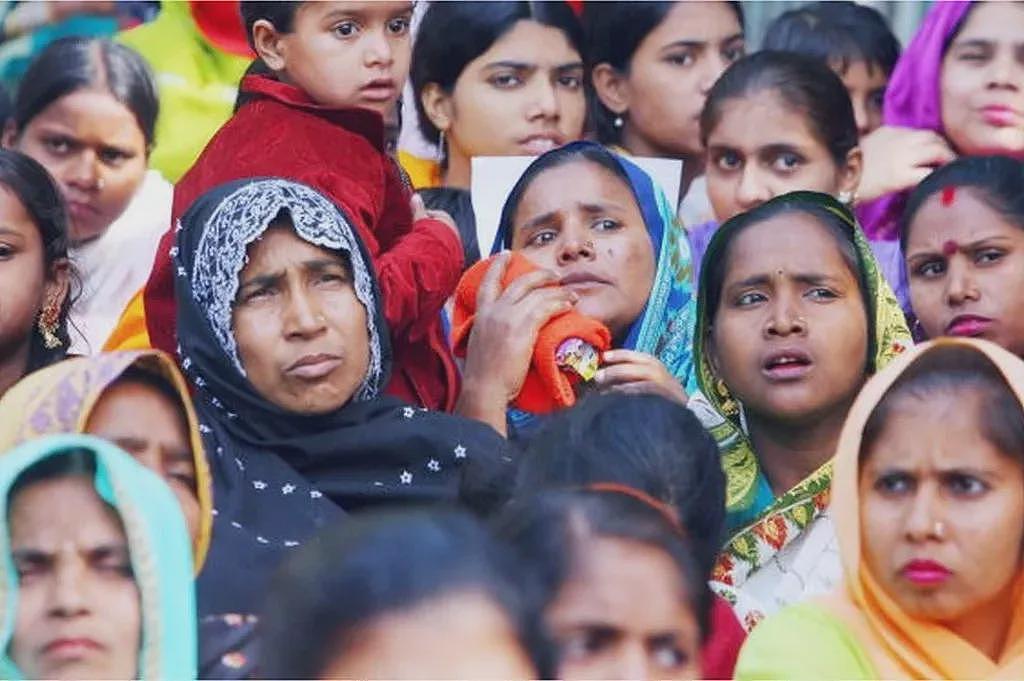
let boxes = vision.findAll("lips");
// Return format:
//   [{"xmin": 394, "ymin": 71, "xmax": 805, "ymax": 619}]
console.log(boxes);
[
  {"xmin": 42, "ymin": 637, "xmax": 103, "ymax": 661},
  {"xmin": 360, "ymin": 78, "xmax": 397, "ymax": 103},
  {"xmin": 518, "ymin": 134, "xmax": 564, "ymax": 155},
  {"xmin": 286, "ymin": 353, "xmax": 342, "ymax": 380},
  {"xmin": 980, "ymin": 104, "xmax": 1022, "ymax": 128},
  {"xmin": 560, "ymin": 271, "xmax": 611, "ymax": 288},
  {"xmin": 761, "ymin": 348, "xmax": 813, "ymax": 381},
  {"xmin": 902, "ymin": 559, "xmax": 952, "ymax": 586},
  {"xmin": 945, "ymin": 314, "xmax": 994, "ymax": 337}
]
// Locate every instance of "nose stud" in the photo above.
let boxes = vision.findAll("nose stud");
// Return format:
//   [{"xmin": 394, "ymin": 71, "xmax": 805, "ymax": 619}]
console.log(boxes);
[
  {"xmin": 933, "ymin": 521, "xmax": 946, "ymax": 539},
  {"xmin": 583, "ymin": 240, "xmax": 595, "ymax": 250}
]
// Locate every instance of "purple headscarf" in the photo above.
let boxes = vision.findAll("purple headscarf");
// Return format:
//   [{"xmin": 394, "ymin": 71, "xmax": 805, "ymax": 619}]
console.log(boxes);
[{"xmin": 857, "ymin": 1, "xmax": 972, "ymax": 241}]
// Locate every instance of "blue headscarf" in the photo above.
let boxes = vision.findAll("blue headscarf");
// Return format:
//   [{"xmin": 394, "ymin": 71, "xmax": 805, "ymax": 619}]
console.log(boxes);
[
  {"xmin": 0, "ymin": 434, "xmax": 196, "ymax": 679},
  {"xmin": 491, "ymin": 141, "xmax": 698, "ymax": 437}
]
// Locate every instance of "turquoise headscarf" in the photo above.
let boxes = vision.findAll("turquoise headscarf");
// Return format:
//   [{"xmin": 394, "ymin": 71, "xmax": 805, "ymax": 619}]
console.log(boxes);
[
  {"xmin": 492, "ymin": 141, "xmax": 698, "ymax": 435},
  {"xmin": 0, "ymin": 434, "xmax": 196, "ymax": 680}
]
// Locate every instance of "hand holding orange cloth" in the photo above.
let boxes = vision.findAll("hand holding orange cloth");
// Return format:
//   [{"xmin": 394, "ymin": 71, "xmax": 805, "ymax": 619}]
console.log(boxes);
[{"xmin": 452, "ymin": 252, "xmax": 612, "ymax": 414}]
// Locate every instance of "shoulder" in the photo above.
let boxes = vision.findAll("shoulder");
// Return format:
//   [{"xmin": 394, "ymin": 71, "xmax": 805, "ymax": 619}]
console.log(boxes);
[{"xmin": 735, "ymin": 602, "xmax": 876, "ymax": 680}]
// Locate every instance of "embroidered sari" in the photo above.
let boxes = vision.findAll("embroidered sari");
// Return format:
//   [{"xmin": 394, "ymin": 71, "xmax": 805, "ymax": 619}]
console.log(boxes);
[
  {"xmin": 690, "ymin": 192, "xmax": 911, "ymax": 628},
  {"xmin": 0, "ymin": 434, "xmax": 196, "ymax": 679}
]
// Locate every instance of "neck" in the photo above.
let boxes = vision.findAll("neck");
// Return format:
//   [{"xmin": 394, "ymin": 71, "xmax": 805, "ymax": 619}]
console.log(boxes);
[
  {"xmin": 0, "ymin": 341, "xmax": 31, "ymax": 398},
  {"xmin": 946, "ymin": 577, "xmax": 1019, "ymax": 662},
  {"xmin": 746, "ymin": 404, "xmax": 851, "ymax": 495},
  {"xmin": 443, "ymin": 148, "xmax": 471, "ymax": 190},
  {"xmin": 618, "ymin": 127, "xmax": 704, "ymax": 203}
]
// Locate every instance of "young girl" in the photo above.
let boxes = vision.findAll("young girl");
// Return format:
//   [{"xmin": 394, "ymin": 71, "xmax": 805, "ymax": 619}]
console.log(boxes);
[
  {"xmin": 585, "ymin": 1, "xmax": 744, "ymax": 227},
  {"xmin": 409, "ymin": 1, "xmax": 586, "ymax": 265},
  {"xmin": 902, "ymin": 156, "xmax": 1024, "ymax": 358},
  {"xmin": 0, "ymin": 149, "xmax": 71, "ymax": 398},
  {"xmin": 736, "ymin": 339, "xmax": 1024, "ymax": 679},
  {"xmin": 497, "ymin": 488, "xmax": 706, "ymax": 680},
  {"xmin": 859, "ymin": 1, "xmax": 1024, "ymax": 242},
  {"xmin": 692, "ymin": 191, "xmax": 910, "ymax": 627},
  {"xmin": 4, "ymin": 37, "xmax": 167, "ymax": 355}
]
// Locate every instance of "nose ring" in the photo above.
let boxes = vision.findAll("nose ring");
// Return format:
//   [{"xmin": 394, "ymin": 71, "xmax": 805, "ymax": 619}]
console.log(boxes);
[
  {"xmin": 97, "ymin": 177, "xmax": 106, "ymax": 190},
  {"xmin": 583, "ymin": 240, "xmax": 595, "ymax": 250},
  {"xmin": 933, "ymin": 521, "xmax": 946, "ymax": 539}
]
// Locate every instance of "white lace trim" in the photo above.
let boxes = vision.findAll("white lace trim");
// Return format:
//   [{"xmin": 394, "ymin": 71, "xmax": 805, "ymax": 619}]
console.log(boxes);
[{"xmin": 187, "ymin": 179, "xmax": 383, "ymax": 401}]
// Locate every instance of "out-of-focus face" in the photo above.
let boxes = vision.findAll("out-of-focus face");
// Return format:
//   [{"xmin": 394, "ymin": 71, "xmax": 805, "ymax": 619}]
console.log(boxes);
[
  {"xmin": 232, "ymin": 224, "xmax": 370, "ymax": 415},
  {"xmin": 940, "ymin": 2, "xmax": 1024, "ymax": 158},
  {"xmin": 835, "ymin": 59, "xmax": 888, "ymax": 136},
  {"xmin": 709, "ymin": 213, "xmax": 869, "ymax": 424},
  {"xmin": 10, "ymin": 89, "xmax": 148, "ymax": 244},
  {"xmin": 605, "ymin": 0, "xmax": 744, "ymax": 158},
  {"xmin": 705, "ymin": 90, "xmax": 860, "ymax": 222},
  {"xmin": 860, "ymin": 389, "xmax": 1024, "ymax": 630},
  {"xmin": 509, "ymin": 159, "xmax": 655, "ymax": 339},
  {"xmin": 85, "ymin": 379, "xmax": 200, "ymax": 544},
  {"xmin": 546, "ymin": 536, "xmax": 700, "ymax": 680},
  {"xmin": 9, "ymin": 475, "xmax": 141, "ymax": 680},
  {"xmin": 318, "ymin": 591, "xmax": 536, "ymax": 679},
  {"xmin": 423, "ymin": 20, "xmax": 585, "ymax": 188},
  {"xmin": 905, "ymin": 188, "xmax": 1024, "ymax": 358}
]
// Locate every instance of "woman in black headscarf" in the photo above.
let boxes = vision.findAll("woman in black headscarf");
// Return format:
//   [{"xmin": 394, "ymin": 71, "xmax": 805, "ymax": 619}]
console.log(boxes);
[{"xmin": 172, "ymin": 177, "xmax": 505, "ymax": 615}]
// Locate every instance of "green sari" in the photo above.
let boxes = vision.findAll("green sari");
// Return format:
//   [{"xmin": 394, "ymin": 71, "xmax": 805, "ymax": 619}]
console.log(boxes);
[
  {"xmin": 689, "ymin": 192, "xmax": 911, "ymax": 623},
  {"xmin": 0, "ymin": 434, "xmax": 197, "ymax": 679}
]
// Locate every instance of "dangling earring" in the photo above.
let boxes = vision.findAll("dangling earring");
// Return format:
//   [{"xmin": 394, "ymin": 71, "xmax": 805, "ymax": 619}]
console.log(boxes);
[
  {"xmin": 838, "ymin": 190, "xmax": 856, "ymax": 206},
  {"xmin": 436, "ymin": 130, "xmax": 446, "ymax": 163},
  {"xmin": 613, "ymin": 115, "xmax": 624, "ymax": 129},
  {"xmin": 715, "ymin": 377, "xmax": 739, "ymax": 417},
  {"xmin": 38, "ymin": 305, "xmax": 61, "ymax": 350}
]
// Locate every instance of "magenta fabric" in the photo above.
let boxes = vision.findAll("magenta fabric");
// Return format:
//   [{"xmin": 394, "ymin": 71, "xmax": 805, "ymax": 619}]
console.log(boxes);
[{"xmin": 856, "ymin": 1, "xmax": 972, "ymax": 241}]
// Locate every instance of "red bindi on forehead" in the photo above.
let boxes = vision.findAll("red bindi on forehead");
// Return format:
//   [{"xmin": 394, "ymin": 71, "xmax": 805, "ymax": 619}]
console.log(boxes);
[
  {"xmin": 940, "ymin": 186, "xmax": 957, "ymax": 207},
  {"xmin": 943, "ymin": 240, "xmax": 959, "ymax": 256}
]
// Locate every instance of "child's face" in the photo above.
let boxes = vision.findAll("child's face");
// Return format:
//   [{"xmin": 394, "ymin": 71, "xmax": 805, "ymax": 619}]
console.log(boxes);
[
  {"xmin": 833, "ymin": 59, "xmax": 888, "ymax": 137},
  {"xmin": 261, "ymin": 1, "xmax": 413, "ymax": 115}
]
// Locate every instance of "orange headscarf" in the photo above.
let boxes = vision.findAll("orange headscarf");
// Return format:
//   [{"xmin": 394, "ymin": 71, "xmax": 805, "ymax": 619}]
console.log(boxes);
[{"xmin": 826, "ymin": 337, "xmax": 1024, "ymax": 679}]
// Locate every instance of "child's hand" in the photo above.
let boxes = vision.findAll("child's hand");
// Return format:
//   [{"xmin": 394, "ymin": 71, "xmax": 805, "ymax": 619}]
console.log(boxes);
[
  {"xmin": 594, "ymin": 349, "xmax": 688, "ymax": 405},
  {"xmin": 411, "ymin": 193, "xmax": 461, "ymax": 244}
]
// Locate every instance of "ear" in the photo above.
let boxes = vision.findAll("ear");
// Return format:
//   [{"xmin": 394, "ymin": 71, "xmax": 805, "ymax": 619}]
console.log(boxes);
[
  {"xmin": 706, "ymin": 329, "xmax": 722, "ymax": 376},
  {"xmin": 251, "ymin": 18, "xmax": 288, "ymax": 73},
  {"xmin": 42, "ymin": 257, "xmax": 70, "ymax": 318},
  {"xmin": 2, "ymin": 119, "xmax": 19, "ymax": 149},
  {"xmin": 838, "ymin": 146, "xmax": 864, "ymax": 200},
  {"xmin": 420, "ymin": 83, "xmax": 454, "ymax": 141},
  {"xmin": 590, "ymin": 63, "xmax": 631, "ymax": 116}
]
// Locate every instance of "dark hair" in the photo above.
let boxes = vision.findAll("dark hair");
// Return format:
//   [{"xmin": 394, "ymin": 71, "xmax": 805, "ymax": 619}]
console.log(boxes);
[
  {"xmin": 861, "ymin": 344, "xmax": 1024, "ymax": 465},
  {"xmin": 702, "ymin": 192, "xmax": 873, "ymax": 365},
  {"xmin": 901, "ymin": 155, "xmax": 1024, "ymax": 252},
  {"xmin": 239, "ymin": 1, "xmax": 301, "ymax": 50},
  {"xmin": 13, "ymin": 38, "xmax": 158, "ymax": 149},
  {"xmin": 584, "ymin": 1, "xmax": 744, "ymax": 145},
  {"xmin": 112, "ymin": 366, "xmax": 191, "ymax": 436},
  {"xmin": 410, "ymin": 1, "xmax": 584, "ymax": 146},
  {"xmin": 494, "ymin": 489, "xmax": 711, "ymax": 639},
  {"xmin": 762, "ymin": 2, "xmax": 900, "ymax": 77},
  {"xmin": 700, "ymin": 50, "xmax": 858, "ymax": 166},
  {"xmin": 0, "ymin": 150, "xmax": 75, "ymax": 371},
  {"xmin": 497, "ymin": 143, "xmax": 631, "ymax": 250},
  {"xmin": 261, "ymin": 509, "xmax": 553, "ymax": 679},
  {"xmin": 514, "ymin": 393, "xmax": 725, "ymax": 581},
  {"xmin": 9, "ymin": 448, "xmax": 97, "ymax": 512}
]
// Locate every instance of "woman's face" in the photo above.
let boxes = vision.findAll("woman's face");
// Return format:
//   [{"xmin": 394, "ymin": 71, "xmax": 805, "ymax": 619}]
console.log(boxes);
[
  {"xmin": 0, "ymin": 186, "xmax": 68, "ymax": 383},
  {"xmin": 905, "ymin": 188, "xmax": 1024, "ymax": 357},
  {"xmin": 601, "ymin": 0, "xmax": 744, "ymax": 158},
  {"xmin": 425, "ymin": 20, "xmax": 585, "ymax": 187},
  {"xmin": 709, "ymin": 213, "xmax": 869, "ymax": 424},
  {"xmin": 318, "ymin": 591, "xmax": 536, "ymax": 679},
  {"xmin": 509, "ymin": 159, "xmax": 655, "ymax": 339},
  {"xmin": 705, "ymin": 90, "xmax": 861, "ymax": 222},
  {"xmin": 8, "ymin": 89, "xmax": 148, "ymax": 244},
  {"xmin": 9, "ymin": 475, "xmax": 141, "ymax": 680},
  {"xmin": 84, "ymin": 379, "xmax": 200, "ymax": 545},
  {"xmin": 940, "ymin": 2, "xmax": 1024, "ymax": 157},
  {"xmin": 546, "ymin": 536, "xmax": 700, "ymax": 680},
  {"xmin": 860, "ymin": 389, "xmax": 1024, "ymax": 627},
  {"xmin": 232, "ymin": 224, "xmax": 371, "ymax": 415}
]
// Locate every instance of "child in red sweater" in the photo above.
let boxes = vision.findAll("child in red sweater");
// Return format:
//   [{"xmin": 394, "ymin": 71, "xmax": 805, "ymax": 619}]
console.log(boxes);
[{"xmin": 135, "ymin": 1, "xmax": 463, "ymax": 411}]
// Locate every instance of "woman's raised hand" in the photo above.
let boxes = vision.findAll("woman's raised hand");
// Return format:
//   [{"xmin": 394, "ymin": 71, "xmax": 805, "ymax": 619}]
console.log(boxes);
[
  {"xmin": 456, "ymin": 252, "xmax": 578, "ymax": 435},
  {"xmin": 857, "ymin": 126, "xmax": 956, "ymax": 203}
]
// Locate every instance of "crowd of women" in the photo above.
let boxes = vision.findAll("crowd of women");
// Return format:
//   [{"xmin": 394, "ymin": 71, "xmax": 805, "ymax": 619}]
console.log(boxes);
[{"xmin": 0, "ymin": 0, "xmax": 1022, "ymax": 678}]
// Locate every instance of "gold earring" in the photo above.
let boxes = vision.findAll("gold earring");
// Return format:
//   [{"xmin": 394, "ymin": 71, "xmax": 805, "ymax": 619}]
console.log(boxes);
[
  {"xmin": 715, "ymin": 377, "xmax": 739, "ymax": 417},
  {"xmin": 38, "ymin": 306, "xmax": 61, "ymax": 349}
]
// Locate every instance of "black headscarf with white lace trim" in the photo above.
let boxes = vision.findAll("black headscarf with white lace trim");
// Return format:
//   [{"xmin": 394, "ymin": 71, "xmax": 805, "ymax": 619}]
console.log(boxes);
[{"xmin": 173, "ymin": 177, "xmax": 502, "ymax": 615}]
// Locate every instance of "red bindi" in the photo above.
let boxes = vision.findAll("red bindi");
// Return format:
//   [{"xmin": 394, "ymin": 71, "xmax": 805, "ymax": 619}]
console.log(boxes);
[
  {"xmin": 943, "ymin": 240, "xmax": 958, "ymax": 256},
  {"xmin": 941, "ymin": 186, "xmax": 956, "ymax": 207}
]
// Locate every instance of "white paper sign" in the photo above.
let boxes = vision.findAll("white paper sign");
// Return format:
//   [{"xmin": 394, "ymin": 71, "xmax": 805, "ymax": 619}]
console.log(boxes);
[{"xmin": 470, "ymin": 155, "xmax": 683, "ymax": 255}]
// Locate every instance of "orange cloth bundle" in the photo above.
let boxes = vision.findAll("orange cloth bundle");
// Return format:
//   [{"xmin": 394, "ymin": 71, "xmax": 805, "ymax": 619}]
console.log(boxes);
[{"xmin": 452, "ymin": 253, "xmax": 612, "ymax": 414}]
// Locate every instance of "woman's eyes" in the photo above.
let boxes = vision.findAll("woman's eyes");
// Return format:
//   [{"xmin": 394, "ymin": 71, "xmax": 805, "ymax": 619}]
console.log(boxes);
[
  {"xmin": 557, "ymin": 74, "xmax": 583, "ymax": 90},
  {"xmin": 945, "ymin": 473, "xmax": 989, "ymax": 497},
  {"xmin": 957, "ymin": 50, "xmax": 990, "ymax": 64},
  {"xmin": 665, "ymin": 51, "xmax": 696, "ymax": 67},
  {"xmin": 526, "ymin": 230, "xmax": 557, "ymax": 248},
  {"xmin": 914, "ymin": 259, "xmax": 946, "ymax": 278},
  {"xmin": 806, "ymin": 287, "xmax": 838, "ymax": 301},
  {"xmin": 592, "ymin": 218, "xmax": 620, "ymax": 232},
  {"xmin": 714, "ymin": 151, "xmax": 742, "ymax": 171},
  {"xmin": 333, "ymin": 21, "xmax": 359, "ymax": 37},
  {"xmin": 44, "ymin": 137, "xmax": 72, "ymax": 155},
  {"xmin": 0, "ymin": 244, "xmax": 13, "ymax": 260},
  {"xmin": 735, "ymin": 291, "xmax": 766, "ymax": 307},
  {"xmin": 976, "ymin": 248, "xmax": 1005, "ymax": 265},
  {"xmin": 771, "ymin": 152, "xmax": 803, "ymax": 172},
  {"xmin": 875, "ymin": 471, "xmax": 914, "ymax": 496},
  {"xmin": 489, "ymin": 73, "xmax": 523, "ymax": 89},
  {"xmin": 652, "ymin": 642, "xmax": 688, "ymax": 670},
  {"xmin": 100, "ymin": 149, "xmax": 129, "ymax": 166},
  {"xmin": 723, "ymin": 44, "xmax": 746, "ymax": 63}
]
